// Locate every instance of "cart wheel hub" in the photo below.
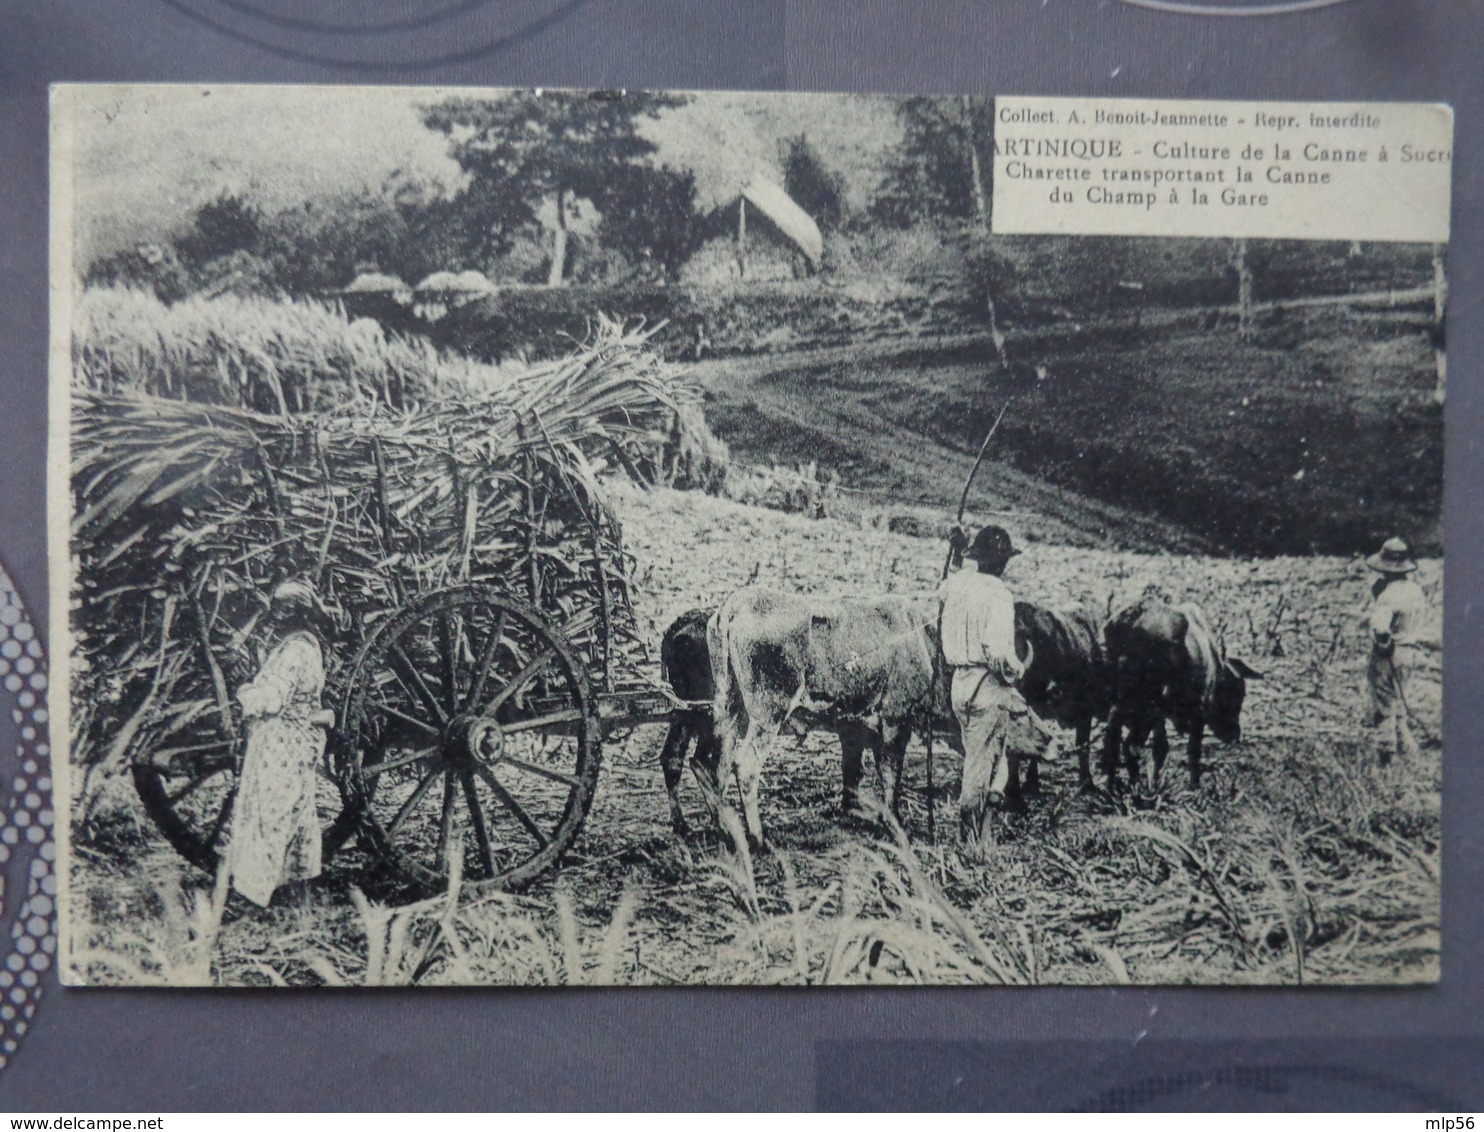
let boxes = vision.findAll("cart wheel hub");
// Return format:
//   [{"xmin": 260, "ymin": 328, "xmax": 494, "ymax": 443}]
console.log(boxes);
[
  {"xmin": 464, "ymin": 717, "xmax": 506, "ymax": 765},
  {"xmin": 438, "ymin": 715, "xmax": 505, "ymax": 768}
]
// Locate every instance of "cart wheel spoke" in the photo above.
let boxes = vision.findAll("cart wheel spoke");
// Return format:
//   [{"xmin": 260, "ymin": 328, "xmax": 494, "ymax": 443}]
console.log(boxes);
[
  {"xmin": 498, "ymin": 708, "xmax": 585, "ymax": 735},
  {"xmin": 500, "ymin": 756, "xmax": 583, "ymax": 790},
  {"xmin": 134, "ymin": 751, "xmax": 240, "ymax": 873},
  {"xmin": 390, "ymin": 643, "xmax": 448, "ymax": 727},
  {"xmin": 461, "ymin": 770, "xmax": 496, "ymax": 879},
  {"xmin": 474, "ymin": 763, "xmax": 549, "ymax": 850},
  {"xmin": 439, "ymin": 610, "xmax": 461, "ymax": 716},
  {"xmin": 363, "ymin": 746, "xmax": 438, "ymax": 778},
  {"xmin": 486, "ymin": 647, "xmax": 554, "ymax": 714},
  {"xmin": 388, "ymin": 766, "xmax": 442, "ymax": 840},
  {"xmin": 435, "ymin": 773, "xmax": 458, "ymax": 875},
  {"xmin": 166, "ymin": 765, "xmax": 230, "ymax": 806},
  {"xmin": 205, "ymin": 787, "xmax": 237, "ymax": 849},
  {"xmin": 463, "ymin": 609, "xmax": 507, "ymax": 712},
  {"xmin": 372, "ymin": 700, "xmax": 440, "ymax": 737}
]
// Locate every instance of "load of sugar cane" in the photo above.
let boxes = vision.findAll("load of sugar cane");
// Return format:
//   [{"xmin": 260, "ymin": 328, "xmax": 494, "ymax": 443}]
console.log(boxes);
[{"xmin": 69, "ymin": 287, "xmax": 722, "ymax": 812}]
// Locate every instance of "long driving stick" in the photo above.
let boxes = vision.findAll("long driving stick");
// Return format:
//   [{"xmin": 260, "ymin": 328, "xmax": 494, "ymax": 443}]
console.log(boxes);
[{"xmin": 940, "ymin": 398, "xmax": 1013, "ymax": 581}]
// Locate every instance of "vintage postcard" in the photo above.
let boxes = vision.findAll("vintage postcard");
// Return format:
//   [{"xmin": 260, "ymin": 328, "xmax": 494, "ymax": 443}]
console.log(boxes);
[{"xmin": 50, "ymin": 85, "xmax": 1449, "ymax": 987}]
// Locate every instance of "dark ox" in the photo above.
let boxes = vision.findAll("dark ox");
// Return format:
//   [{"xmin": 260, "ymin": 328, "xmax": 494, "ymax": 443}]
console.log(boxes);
[
  {"xmin": 1100, "ymin": 597, "xmax": 1262, "ymax": 790},
  {"xmin": 1013, "ymin": 601, "xmax": 1112, "ymax": 792},
  {"xmin": 657, "ymin": 608, "xmax": 722, "ymax": 836},
  {"xmin": 706, "ymin": 588, "xmax": 945, "ymax": 852}
]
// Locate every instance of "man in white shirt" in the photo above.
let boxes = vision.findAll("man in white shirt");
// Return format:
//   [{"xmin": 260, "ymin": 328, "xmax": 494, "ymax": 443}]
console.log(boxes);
[
  {"xmin": 940, "ymin": 524, "xmax": 1045, "ymax": 851},
  {"xmin": 1363, "ymin": 536, "xmax": 1434, "ymax": 765}
]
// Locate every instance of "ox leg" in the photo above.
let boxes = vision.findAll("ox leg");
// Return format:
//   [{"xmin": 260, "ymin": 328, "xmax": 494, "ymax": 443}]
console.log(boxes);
[
  {"xmin": 872, "ymin": 727, "xmax": 886, "ymax": 804},
  {"xmin": 1186, "ymin": 724, "xmax": 1205, "ymax": 787},
  {"xmin": 1151, "ymin": 720, "xmax": 1170, "ymax": 789},
  {"xmin": 1022, "ymin": 750, "xmax": 1042, "ymax": 797},
  {"xmin": 882, "ymin": 723, "xmax": 911, "ymax": 822},
  {"xmin": 732, "ymin": 744, "xmax": 768, "ymax": 854},
  {"xmin": 691, "ymin": 728, "xmax": 723, "ymax": 824},
  {"xmin": 716, "ymin": 705, "xmax": 779, "ymax": 856},
  {"xmin": 1076, "ymin": 718, "xmax": 1095, "ymax": 792},
  {"xmin": 1101, "ymin": 712, "xmax": 1125, "ymax": 792},
  {"xmin": 1121, "ymin": 720, "xmax": 1139, "ymax": 791},
  {"xmin": 1004, "ymin": 751, "xmax": 1030, "ymax": 814},
  {"xmin": 1015, "ymin": 705, "xmax": 1044, "ymax": 800},
  {"xmin": 710, "ymin": 704, "xmax": 751, "ymax": 854},
  {"xmin": 838, "ymin": 723, "xmax": 869, "ymax": 819},
  {"xmin": 659, "ymin": 719, "xmax": 693, "ymax": 837},
  {"xmin": 1124, "ymin": 719, "xmax": 1152, "ymax": 792}
]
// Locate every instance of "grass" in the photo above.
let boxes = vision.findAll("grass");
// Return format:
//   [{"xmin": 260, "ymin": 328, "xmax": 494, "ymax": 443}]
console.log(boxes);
[
  {"xmin": 70, "ymin": 724, "xmax": 1438, "ymax": 987},
  {"xmin": 723, "ymin": 460, "xmax": 839, "ymax": 518},
  {"xmin": 682, "ymin": 303, "xmax": 1443, "ymax": 557}
]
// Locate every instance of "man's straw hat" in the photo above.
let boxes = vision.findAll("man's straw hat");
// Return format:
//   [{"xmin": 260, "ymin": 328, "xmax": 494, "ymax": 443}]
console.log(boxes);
[{"xmin": 1365, "ymin": 537, "xmax": 1419, "ymax": 575}]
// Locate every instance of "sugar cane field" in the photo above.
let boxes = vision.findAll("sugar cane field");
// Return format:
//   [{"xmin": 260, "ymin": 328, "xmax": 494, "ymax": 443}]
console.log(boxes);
[{"xmin": 62, "ymin": 275, "xmax": 1442, "ymax": 989}]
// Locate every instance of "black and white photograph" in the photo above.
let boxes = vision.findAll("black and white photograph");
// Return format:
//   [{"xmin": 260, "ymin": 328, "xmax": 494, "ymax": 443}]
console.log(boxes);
[{"xmin": 51, "ymin": 84, "xmax": 1445, "ymax": 988}]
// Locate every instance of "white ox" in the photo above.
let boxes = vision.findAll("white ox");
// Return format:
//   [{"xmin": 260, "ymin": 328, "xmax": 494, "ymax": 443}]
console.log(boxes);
[{"xmin": 704, "ymin": 588, "xmax": 949, "ymax": 852}]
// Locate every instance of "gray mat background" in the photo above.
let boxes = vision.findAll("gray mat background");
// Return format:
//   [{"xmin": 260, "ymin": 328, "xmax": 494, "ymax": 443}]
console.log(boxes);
[{"xmin": 0, "ymin": 0, "xmax": 1479, "ymax": 1110}]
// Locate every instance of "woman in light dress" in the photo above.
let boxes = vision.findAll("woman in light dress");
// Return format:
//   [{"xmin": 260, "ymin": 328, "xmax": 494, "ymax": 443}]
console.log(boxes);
[{"xmin": 219, "ymin": 580, "xmax": 336, "ymax": 908}]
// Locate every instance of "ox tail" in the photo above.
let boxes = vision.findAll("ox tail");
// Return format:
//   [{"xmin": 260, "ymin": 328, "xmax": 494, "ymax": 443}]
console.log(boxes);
[
  {"xmin": 706, "ymin": 594, "xmax": 766, "ymax": 756},
  {"xmin": 705, "ymin": 601, "xmax": 738, "ymax": 743}
]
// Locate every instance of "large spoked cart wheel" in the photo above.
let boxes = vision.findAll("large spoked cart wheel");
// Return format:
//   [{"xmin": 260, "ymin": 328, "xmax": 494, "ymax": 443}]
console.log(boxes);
[
  {"xmin": 131, "ymin": 715, "xmax": 357, "ymax": 876},
  {"xmin": 339, "ymin": 585, "xmax": 601, "ymax": 895},
  {"xmin": 132, "ymin": 744, "xmax": 241, "ymax": 874}
]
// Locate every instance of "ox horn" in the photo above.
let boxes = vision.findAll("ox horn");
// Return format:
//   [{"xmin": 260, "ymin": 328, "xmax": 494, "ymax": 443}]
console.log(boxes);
[{"xmin": 1017, "ymin": 638, "xmax": 1035, "ymax": 673}]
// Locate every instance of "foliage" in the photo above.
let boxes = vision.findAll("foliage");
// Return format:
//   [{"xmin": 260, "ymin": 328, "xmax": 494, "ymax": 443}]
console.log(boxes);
[
  {"xmin": 421, "ymin": 91, "xmax": 696, "ymax": 284},
  {"xmin": 74, "ymin": 285, "xmax": 451, "ymax": 412},
  {"xmin": 593, "ymin": 162, "xmax": 706, "ymax": 283},
  {"xmin": 84, "ymin": 243, "xmax": 196, "ymax": 304},
  {"xmin": 781, "ymin": 135, "xmax": 846, "ymax": 233},
  {"xmin": 724, "ymin": 461, "xmax": 837, "ymax": 518},
  {"xmin": 257, "ymin": 176, "xmax": 474, "ymax": 295},
  {"xmin": 174, "ymin": 193, "xmax": 264, "ymax": 266},
  {"xmin": 83, "ymin": 175, "xmax": 477, "ymax": 302},
  {"xmin": 870, "ymin": 96, "xmax": 993, "ymax": 229},
  {"xmin": 70, "ymin": 862, "xmax": 227, "ymax": 987},
  {"xmin": 704, "ymin": 830, "xmax": 1030, "ymax": 985}
]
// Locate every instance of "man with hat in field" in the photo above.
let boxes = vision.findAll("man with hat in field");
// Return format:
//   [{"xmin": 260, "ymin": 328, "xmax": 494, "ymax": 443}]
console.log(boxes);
[
  {"xmin": 940, "ymin": 523, "xmax": 1053, "ymax": 851},
  {"xmin": 1363, "ymin": 536, "xmax": 1432, "ymax": 766}
]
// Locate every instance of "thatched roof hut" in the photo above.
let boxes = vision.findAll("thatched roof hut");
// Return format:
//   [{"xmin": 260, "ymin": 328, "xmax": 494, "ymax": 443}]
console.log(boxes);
[{"xmin": 414, "ymin": 270, "xmax": 497, "ymax": 321}]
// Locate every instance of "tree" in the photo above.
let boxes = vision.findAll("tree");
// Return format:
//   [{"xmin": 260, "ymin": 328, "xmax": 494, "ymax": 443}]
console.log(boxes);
[
  {"xmin": 594, "ymin": 163, "xmax": 704, "ymax": 282},
  {"xmin": 870, "ymin": 96, "xmax": 994, "ymax": 229},
  {"xmin": 259, "ymin": 173, "xmax": 470, "ymax": 294},
  {"xmin": 175, "ymin": 193, "xmax": 263, "ymax": 264},
  {"xmin": 422, "ymin": 90, "xmax": 695, "ymax": 285},
  {"xmin": 84, "ymin": 242, "xmax": 193, "ymax": 303},
  {"xmin": 781, "ymin": 134, "xmax": 846, "ymax": 232}
]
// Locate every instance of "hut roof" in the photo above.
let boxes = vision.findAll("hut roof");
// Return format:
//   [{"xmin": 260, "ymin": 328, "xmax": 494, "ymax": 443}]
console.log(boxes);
[
  {"xmin": 741, "ymin": 178, "xmax": 823, "ymax": 265},
  {"xmin": 343, "ymin": 271, "xmax": 409, "ymax": 295},
  {"xmin": 416, "ymin": 269, "xmax": 496, "ymax": 296},
  {"xmin": 452, "ymin": 269, "xmax": 497, "ymax": 294},
  {"xmin": 413, "ymin": 270, "xmax": 461, "ymax": 295}
]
